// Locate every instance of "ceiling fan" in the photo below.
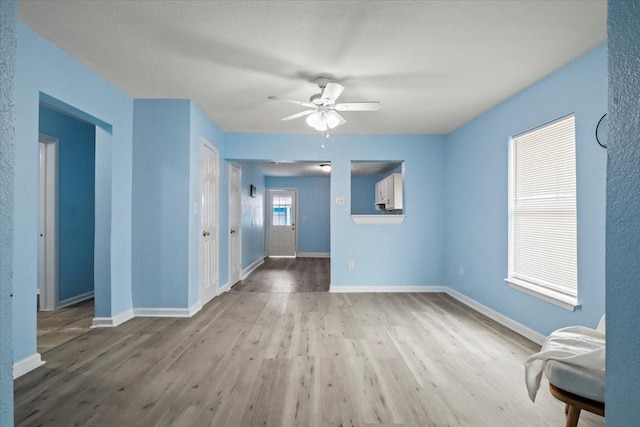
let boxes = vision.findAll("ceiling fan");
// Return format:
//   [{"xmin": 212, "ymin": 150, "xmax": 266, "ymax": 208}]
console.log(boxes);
[{"xmin": 268, "ymin": 77, "xmax": 381, "ymax": 132}]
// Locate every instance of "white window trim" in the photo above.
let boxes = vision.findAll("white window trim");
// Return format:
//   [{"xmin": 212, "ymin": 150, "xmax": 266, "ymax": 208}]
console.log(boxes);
[
  {"xmin": 506, "ymin": 114, "xmax": 579, "ymax": 312},
  {"xmin": 505, "ymin": 278, "xmax": 579, "ymax": 311}
]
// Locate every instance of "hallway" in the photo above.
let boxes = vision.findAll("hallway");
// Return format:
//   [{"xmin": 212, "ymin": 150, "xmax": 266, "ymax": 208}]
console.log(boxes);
[{"xmin": 231, "ymin": 257, "xmax": 330, "ymax": 293}]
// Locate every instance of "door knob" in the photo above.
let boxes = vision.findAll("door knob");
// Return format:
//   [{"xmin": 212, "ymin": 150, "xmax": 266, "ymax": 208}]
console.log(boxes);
[
  {"xmin": 230, "ymin": 229, "xmax": 236, "ymax": 234},
  {"xmin": 202, "ymin": 230, "xmax": 210, "ymax": 237}
]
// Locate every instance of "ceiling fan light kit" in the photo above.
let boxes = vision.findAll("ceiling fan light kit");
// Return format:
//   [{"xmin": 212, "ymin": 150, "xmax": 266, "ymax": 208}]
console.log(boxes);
[
  {"xmin": 269, "ymin": 77, "xmax": 381, "ymax": 133},
  {"xmin": 306, "ymin": 110, "xmax": 341, "ymax": 131}
]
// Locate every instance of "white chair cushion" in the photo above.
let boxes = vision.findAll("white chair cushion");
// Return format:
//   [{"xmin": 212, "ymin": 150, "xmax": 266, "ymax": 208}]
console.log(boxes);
[{"xmin": 544, "ymin": 359, "xmax": 605, "ymax": 403}]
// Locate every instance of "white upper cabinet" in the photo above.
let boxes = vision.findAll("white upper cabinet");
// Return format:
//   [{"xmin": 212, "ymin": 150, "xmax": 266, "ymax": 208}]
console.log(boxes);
[{"xmin": 375, "ymin": 173, "xmax": 403, "ymax": 211}]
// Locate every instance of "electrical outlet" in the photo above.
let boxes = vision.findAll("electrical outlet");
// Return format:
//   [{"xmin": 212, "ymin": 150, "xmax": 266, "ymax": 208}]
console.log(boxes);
[
  {"xmin": 459, "ymin": 265, "xmax": 464, "ymax": 276},
  {"xmin": 348, "ymin": 260, "xmax": 355, "ymax": 270},
  {"xmin": 336, "ymin": 197, "xmax": 345, "ymax": 205}
]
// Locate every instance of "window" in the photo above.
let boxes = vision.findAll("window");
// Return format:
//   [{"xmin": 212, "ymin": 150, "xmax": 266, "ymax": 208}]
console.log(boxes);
[
  {"xmin": 272, "ymin": 194, "xmax": 293, "ymax": 226},
  {"xmin": 507, "ymin": 115, "xmax": 578, "ymax": 310}
]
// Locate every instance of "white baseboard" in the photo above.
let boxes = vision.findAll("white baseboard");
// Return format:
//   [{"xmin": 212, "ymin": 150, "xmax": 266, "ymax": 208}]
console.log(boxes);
[
  {"xmin": 13, "ymin": 353, "xmax": 46, "ymax": 379},
  {"xmin": 446, "ymin": 289, "xmax": 546, "ymax": 345},
  {"xmin": 242, "ymin": 257, "xmax": 264, "ymax": 279},
  {"xmin": 202, "ymin": 289, "xmax": 216, "ymax": 306},
  {"xmin": 57, "ymin": 291, "xmax": 94, "ymax": 309},
  {"xmin": 189, "ymin": 301, "xmax": 202, "ymax": 316},
  {"xmin": 91, "ymin": 308, "xmax": 134, "ymax": 328},
  {"xmin": 297, "ymin": 252, "xmax": 330, "ymax": 258},
  {"xmin": 91, "ymin": 302, "xmax": 205, "ymax": 325},
  {"xmin": 330, "ymin": 285, "xmax": 449, "ymax": 293},
  {"xmin": 218, "ymin": 281, "xmax": 231, "ymax": 293},
  {"xmin": 134, "ymin": 301, "xmax": 202, "ymax": 318}
]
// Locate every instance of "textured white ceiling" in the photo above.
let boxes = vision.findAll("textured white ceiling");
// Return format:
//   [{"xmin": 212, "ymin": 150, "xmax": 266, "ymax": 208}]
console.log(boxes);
[
  {"xmin": 239, "ymin": 161, "xmax": 332, "ymax": 178},
  {"xmin": 19, "ymin": 0, "xmax": 606, "ymax": 134},
  {"xmin": 237, "ymin": 160, "xmax": 401, "ymax": 177}
]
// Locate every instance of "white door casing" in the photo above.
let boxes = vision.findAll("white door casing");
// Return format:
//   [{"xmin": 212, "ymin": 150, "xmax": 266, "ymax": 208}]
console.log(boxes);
[
  {"xmin": 39, "ymin": 142, "xmax": 45, "ymax": 305},
  {"xmin": 229, "ymin": 163, "xmax": 242, "ymax": 285},
  {"xmin": 268, "ymin": 189, "xmax": 296, "ymax": 257},
  {"xmin": 200, "ymin": 141, "xmax": 219, "ymax": 305},
  {"xmin": 38, "ymin": 134, "xmax": 59, "ymax": 311}
]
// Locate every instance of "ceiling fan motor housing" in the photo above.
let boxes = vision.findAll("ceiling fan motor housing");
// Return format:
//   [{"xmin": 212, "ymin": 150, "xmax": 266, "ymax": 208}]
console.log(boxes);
[{"xmin": 315, "ymin": 76, "xmax": 331, "ymax": 89}]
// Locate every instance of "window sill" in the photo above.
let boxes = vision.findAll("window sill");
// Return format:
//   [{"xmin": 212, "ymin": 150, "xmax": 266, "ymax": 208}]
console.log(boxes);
[
  {"xmin": 505, "ymin": 278, "xmax": 579, "ymax": 312},
  {"xmin": 351, "ymin": 215, "xmax": 405, "ymax": 225}
]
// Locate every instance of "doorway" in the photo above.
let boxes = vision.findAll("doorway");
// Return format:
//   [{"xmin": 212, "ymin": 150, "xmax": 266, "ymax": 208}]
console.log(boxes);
[
  {"xmin": 200, "ymin": 141, "xmax": 219, "ymax": 305},
  {"xmin": 230, "ymin": 162, "xmax": 331, "ymax": 293},
  {"xmin": 38, "ymin": 134, "xmax": 58, "ymax": 311},
  {"xmin": 229, "ymin": 163, "xmax": 242, "ymax": 286},
  {"xmin": 267, "ymin": 189, "xmax": 297, "ymax": 257},
  {"xmin": 37, "ymin": 104, "xmax": 96, "ymax": 354}
]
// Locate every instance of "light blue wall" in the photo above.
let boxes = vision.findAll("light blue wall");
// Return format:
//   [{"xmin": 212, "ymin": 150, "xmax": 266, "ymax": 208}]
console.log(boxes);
[
  {"xmin": 237, "ymin": 162, "xmax": 265, "ymax": 269},
  {"xmin": 39, "ymin": 105, "xmax": 95, "ymax": 303},
  {"xmin": 14, "ymin": 23, "xmax": 134, "ymax": 361},
  {"xmin": 226, "ymin": 134, "xmax": 446, "ymax": 286},
  {"xmin": 132, "ymin": 100, "xmax": 229, "ymax": 310},
  {"xmin": 444, "ymin": 45, "xmax": 607, "ymax": 336},
  {"xmin": 266, "ymin": 176, "xmax": 331, "ymax": 254},
  {"xmin": 132, "ymin": 99, "xmax": 191, "ymax": 308},
  {"xmin": 0, "ymin": 1, "xmax": 17, "ymax": 423},
  {"xmin": 607, "ymin": 1, "xmax": 640, "ymax": 423},
  {"xmin": 351, "ymin": 175, "xmax": 382, "ymax": 215},
  {"xmin": 189, "ymin": 102, "xmax": 227, "ymax": 303}
]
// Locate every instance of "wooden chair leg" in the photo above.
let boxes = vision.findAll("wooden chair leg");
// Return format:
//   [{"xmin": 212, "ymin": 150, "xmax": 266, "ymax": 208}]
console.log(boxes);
[
  {"xmin": 565, "ymin": 404, "xmax": 581, "ymax": 427},
  {"xmin": 549, "ymin": 383, "xmax": 605, "ymax": 426}
]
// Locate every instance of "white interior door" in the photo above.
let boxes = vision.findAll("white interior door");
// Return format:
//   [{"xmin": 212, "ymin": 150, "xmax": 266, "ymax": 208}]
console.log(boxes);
[
  {"xmin": 200, "ymin": 141, "xmax": 219, "ymax": 305},
  {"xmin": 229, "ymin": 163, "xmax": 242, "ymax": 285},
  {"xmin": 268, "ymin": 189, "xmax": 296, "ymax": 257},
  {"xmin": 38, "ymin": 134, "xmax": 58, "ymax": 311}
]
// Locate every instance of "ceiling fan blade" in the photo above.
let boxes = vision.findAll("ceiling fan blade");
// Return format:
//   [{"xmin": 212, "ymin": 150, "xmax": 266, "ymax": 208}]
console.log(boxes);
[
  {"xmin": 321, "ymin": 83, "xmax": 345, "ymax": 104},
  {"xmin": 281, "ymin": 110, "xmax": 315, "ymax": 121},
  {"xmin": 334, "ymin": 102, "xmax": 381, "ymax": 111},
  {"xmin": 268, "ymin": 95, "xmax": 315, "ymax": 108}
]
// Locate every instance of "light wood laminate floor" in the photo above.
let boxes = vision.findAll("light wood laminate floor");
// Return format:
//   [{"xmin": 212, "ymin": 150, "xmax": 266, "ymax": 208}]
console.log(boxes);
[
  {"xmin": 37, "ymin": 299, "xmax": 94, "ymax": 354},
  {"xmin": 231, "ymin": 257, "xmax": 330, "ymax": 293},
  {"xmin": 16, "ymin": 291, "xmax": 604, "ymax": 426}
]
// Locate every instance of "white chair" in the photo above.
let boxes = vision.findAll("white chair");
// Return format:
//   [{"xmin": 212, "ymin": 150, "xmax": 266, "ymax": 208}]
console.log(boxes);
[{"xmin": 525, "ymin": 316, "xmax": 605, "ymax": 427}]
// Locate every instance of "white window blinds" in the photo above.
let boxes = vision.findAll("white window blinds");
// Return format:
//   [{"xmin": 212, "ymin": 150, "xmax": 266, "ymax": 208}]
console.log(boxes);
[{"xmin": 509, "ymin": 115, "xmax": 577, "ymax": 299}]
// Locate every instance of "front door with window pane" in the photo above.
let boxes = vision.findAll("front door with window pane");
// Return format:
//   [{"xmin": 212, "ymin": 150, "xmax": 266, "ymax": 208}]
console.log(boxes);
[{"xmin": 268, "ymin": 189, "xmax": 296, "ymax": 256}]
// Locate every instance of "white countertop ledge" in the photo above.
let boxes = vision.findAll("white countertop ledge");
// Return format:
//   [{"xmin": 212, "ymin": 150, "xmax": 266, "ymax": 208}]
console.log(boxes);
[{"xmin": 351, "ymin": 215, "xmax": 406, "ymax": 225}]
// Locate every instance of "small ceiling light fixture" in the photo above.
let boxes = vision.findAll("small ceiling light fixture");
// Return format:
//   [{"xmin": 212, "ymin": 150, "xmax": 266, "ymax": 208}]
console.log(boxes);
[
  {"xmin": 305, "ymin": 110, "xmax": 341, "ymax": 132},
  {"xmin": 319, "ymin": 164, "xmax": 331, "ymax": 172}
]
